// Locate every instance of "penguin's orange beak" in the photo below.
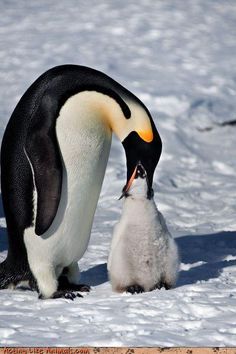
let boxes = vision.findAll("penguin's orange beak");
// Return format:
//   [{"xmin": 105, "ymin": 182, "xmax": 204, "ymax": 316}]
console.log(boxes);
[{"xmin": 124, "ymin": 165, "xmax": 137, "ymax": 192}]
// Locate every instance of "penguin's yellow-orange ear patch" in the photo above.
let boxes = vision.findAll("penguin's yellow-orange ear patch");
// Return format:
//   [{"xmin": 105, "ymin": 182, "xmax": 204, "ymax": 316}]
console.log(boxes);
[{"xmin": 137, "ymin": 130, "xmax": 153, "ymax": 143}]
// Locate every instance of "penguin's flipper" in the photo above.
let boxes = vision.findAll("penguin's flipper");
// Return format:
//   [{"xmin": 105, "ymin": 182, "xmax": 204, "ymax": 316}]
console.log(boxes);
[{"xmin": 25, "ymin": 130, "xmax": 62, "ymax": 236}]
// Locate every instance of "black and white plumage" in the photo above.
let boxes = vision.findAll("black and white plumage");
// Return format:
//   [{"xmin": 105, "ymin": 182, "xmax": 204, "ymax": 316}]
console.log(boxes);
[
  {"xmin": 0, "ymin": 65, "xmax": 162, "ymax": 299},
  {"xmin": 108, "ymin": 164, "xmax": 179, "ymax": 294}
]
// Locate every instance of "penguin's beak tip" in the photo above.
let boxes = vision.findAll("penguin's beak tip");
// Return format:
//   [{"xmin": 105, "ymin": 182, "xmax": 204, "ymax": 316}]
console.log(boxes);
[{"xmin": 118, "ymin": 191, "xmax": 125, "ymax": 200}]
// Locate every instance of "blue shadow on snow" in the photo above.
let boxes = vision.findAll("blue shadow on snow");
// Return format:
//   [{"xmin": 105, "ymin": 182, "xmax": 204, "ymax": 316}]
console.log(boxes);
[
  {"xmin": 81, "ymin": 263, "xmax": 108, "ymax": 286},
  {"xmin": 81, "ymin": 231, "xmax": 236, "ymax": 287},
  {"xmin": 176, "ymin": 231, "xmax": 236, "ymax": 287}
]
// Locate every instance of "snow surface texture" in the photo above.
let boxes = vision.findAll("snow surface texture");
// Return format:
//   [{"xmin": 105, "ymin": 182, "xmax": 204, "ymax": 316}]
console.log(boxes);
[{"xmin": 0, "ymin": 0, "xmax": 236, "ymax": 347}]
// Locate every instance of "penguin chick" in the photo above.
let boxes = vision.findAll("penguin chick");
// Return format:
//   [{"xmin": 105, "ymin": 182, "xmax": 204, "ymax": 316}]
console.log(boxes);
[{"xmin": 108, "ymin": 164, "xmax": 179, "ymax": 294}]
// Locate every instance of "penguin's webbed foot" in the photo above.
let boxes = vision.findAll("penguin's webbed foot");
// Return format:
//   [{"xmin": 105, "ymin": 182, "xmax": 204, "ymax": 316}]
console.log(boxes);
[
  {"xmin": 126, "ymin": 285, "xmax": 144, "ymax": 294},
  {"xmin": 52, "ymin": 290, "xmax": 83, "ymax": 300},
  {"xmin": 39, "ymin": 290, "xmax": 83, "ymax": 301},
  {"xmin": 162, "ymin": 282, "xmax": 172, "ymax": 290},
  {"xmin": 58, "ymin": 276, "xmax": 91, "ymax": 292},
  {"xmin": 151, "ymin": 281, "xmax": 172, "ymax": 291}
]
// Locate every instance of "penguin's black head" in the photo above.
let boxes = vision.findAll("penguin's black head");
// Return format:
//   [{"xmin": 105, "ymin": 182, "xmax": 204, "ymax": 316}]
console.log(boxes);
[{"xmin": 121, "ymin": 124, "xmax": 162, "ymax": 199}]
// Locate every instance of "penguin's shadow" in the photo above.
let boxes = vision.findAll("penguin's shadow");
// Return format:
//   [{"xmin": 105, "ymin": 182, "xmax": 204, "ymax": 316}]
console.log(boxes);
[
  {"xmin": 80, "ymin": 263, "xmax": 108, "ymax": 286},
  {"xmin": 176, "ymin": 231, "xmax": 236, "ymax": 287}
]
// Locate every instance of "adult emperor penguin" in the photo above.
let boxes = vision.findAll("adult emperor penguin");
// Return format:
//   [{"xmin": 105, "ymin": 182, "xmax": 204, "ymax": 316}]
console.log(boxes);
[{"xmin": 0, "ymin": 65, "xmax": 162, "ymax": 299}]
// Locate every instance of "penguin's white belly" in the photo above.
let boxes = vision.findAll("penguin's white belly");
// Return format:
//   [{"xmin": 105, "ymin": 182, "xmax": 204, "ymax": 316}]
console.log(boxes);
[{"xmin": 24, "ymin": 93, "xmax": 112, "ymax": 271}]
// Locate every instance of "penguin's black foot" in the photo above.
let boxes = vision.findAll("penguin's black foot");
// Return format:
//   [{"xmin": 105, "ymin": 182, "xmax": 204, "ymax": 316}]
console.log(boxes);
[
  {"xmin": 39, "ymin": 290, "xmax": 83, "ymax": 301},
  {"xmin": 52, "ymin": 290, "xmax": 83, "ymax": 300},
  {"xmin": 151, "ymin": 281, "xmax": 172, "ymax": 291},
  {"xmin": 126, "ymin": 285, "xmax": 144, "ymax": 294},
  {"xmin": 58, "ymin": 276, "xmax": 91, "ymax": 292},
  {"xmin": 162, "ymin": 282, "xmax": 172, "ymax": 290}
]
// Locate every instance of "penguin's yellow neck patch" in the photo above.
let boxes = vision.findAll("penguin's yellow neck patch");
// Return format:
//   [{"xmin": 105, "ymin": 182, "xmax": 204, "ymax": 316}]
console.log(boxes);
[
  {"xmin": 137, "ymin": 130, "xmax": 153, "ymax": 143},
  {"xmin": 62, "ymin": 91, "xmax": 155, "ymax": 144},
  {"xmin": 108, "ymin": 100, "xmax": 154, "ymax": 143}
]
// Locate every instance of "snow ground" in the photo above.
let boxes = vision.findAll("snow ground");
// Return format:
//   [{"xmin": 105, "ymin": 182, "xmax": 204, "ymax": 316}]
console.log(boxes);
[{"xmin": 0, "ymin": 0, "xmax": 236, "ymax": 347}]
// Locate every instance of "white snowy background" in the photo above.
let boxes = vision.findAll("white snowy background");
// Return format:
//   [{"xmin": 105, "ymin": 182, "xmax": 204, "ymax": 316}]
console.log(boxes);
[{"xmin": 0, "ymin": 0, "xmax": 236, "ymax": 347}]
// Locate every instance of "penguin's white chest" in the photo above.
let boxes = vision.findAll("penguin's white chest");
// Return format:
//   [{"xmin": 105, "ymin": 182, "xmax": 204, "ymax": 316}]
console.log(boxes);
[{"xmin": 24, "ymin": 92, "xmax": 112, "ymax": 269}]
